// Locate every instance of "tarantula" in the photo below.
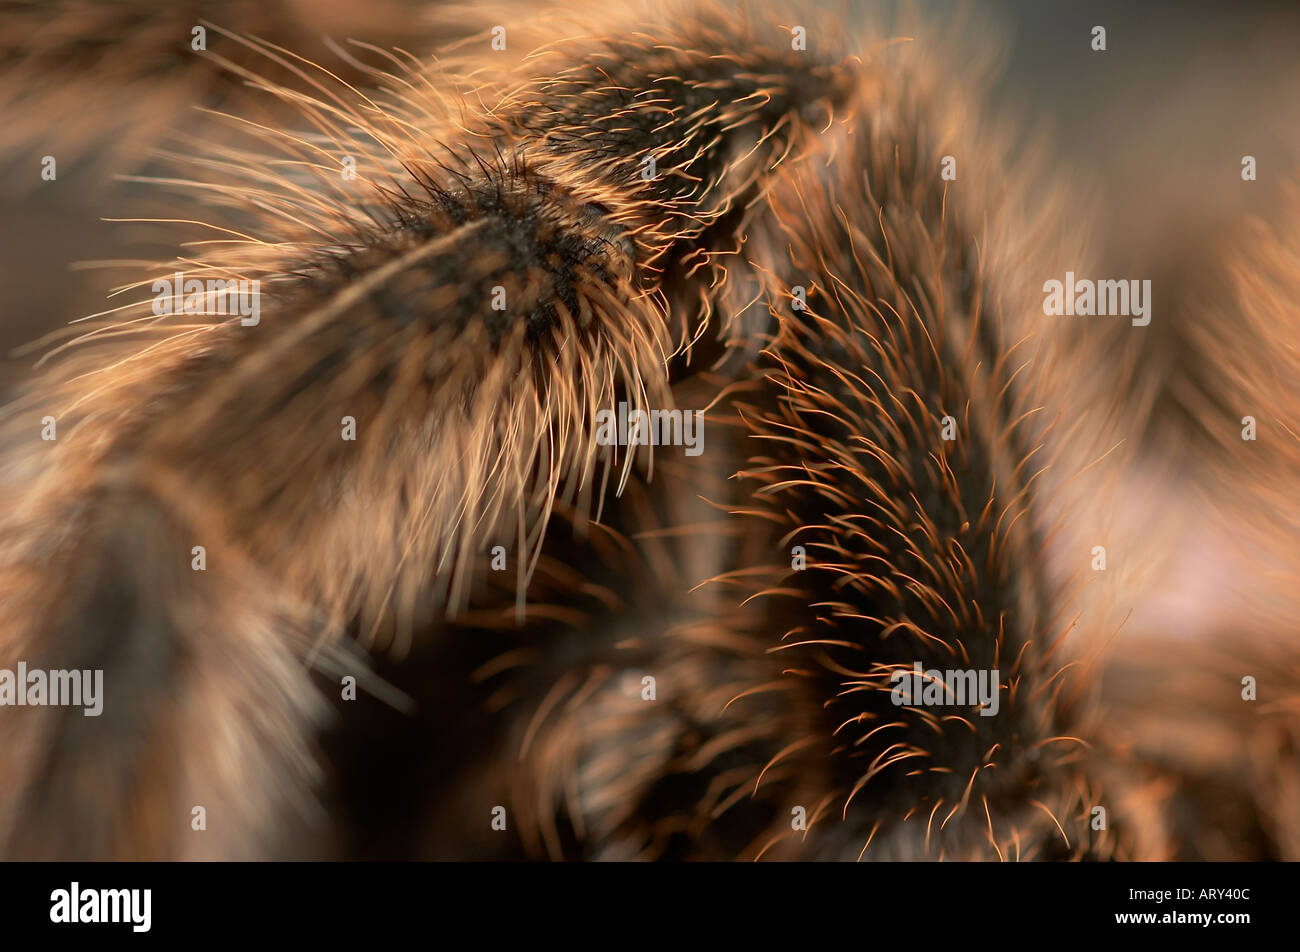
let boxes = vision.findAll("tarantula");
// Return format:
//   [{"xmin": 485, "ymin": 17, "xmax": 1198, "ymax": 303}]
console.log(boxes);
[{"xmin": 0, "ymin": 0, "xmax": 1297, "ymax": 861}]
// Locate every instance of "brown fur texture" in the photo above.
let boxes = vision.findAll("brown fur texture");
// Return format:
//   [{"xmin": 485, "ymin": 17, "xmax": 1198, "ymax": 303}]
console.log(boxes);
[
  {"xmin": 0, "ymin": 0, "xmax": 1296, "ymax": 861},
  {"xmin": 0, "ymin": 1, "xmax": 860, "ymax": 858}
]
